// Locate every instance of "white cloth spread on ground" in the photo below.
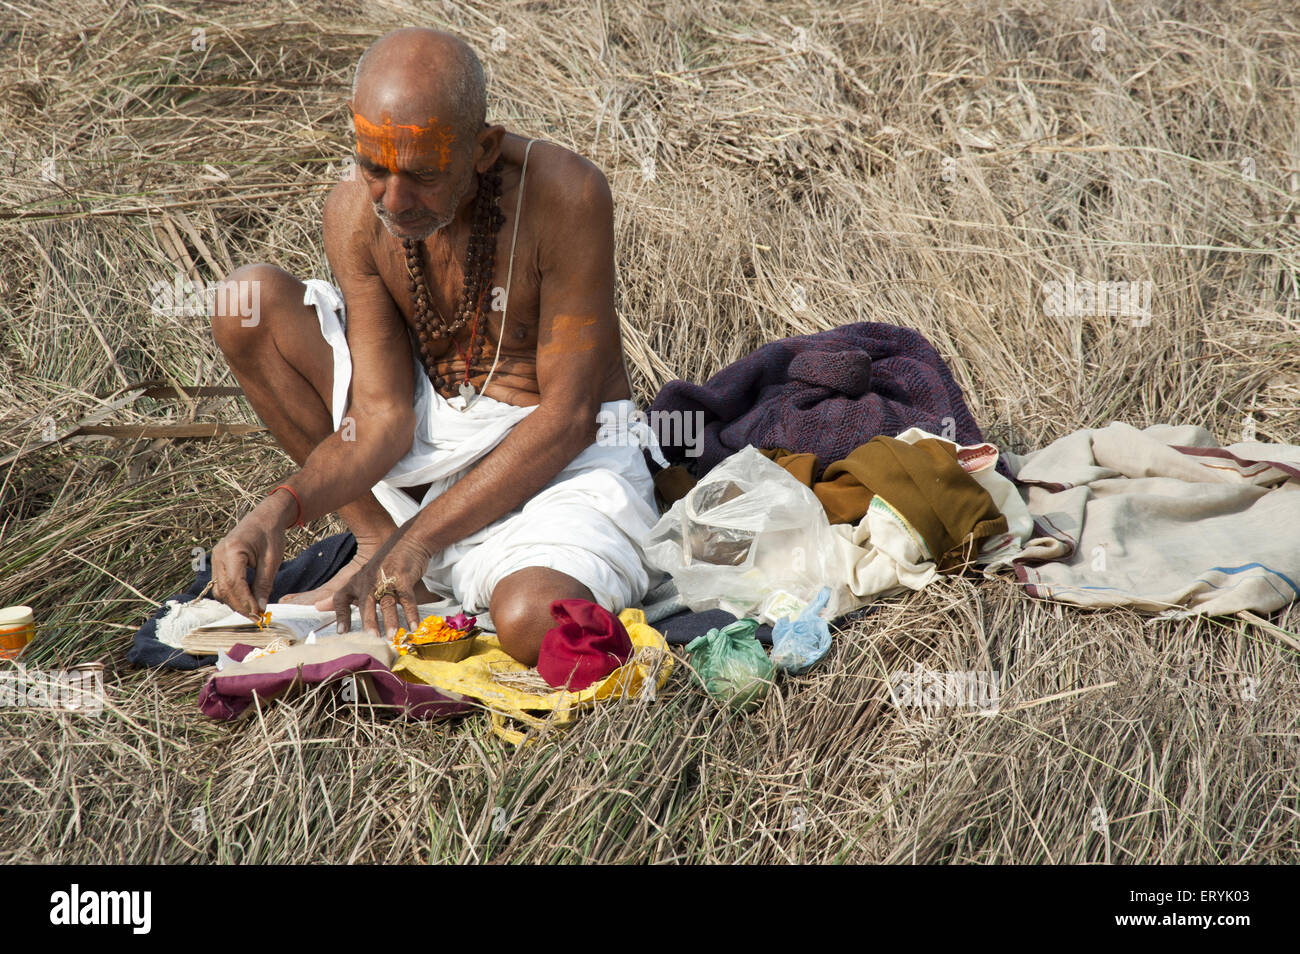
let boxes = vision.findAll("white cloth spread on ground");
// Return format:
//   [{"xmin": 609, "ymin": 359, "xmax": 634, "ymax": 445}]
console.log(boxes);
[
  {"xmin": 305, "ymin": 278, "xmax": 665, "ymax": 614},
  {"xmin": 1003, "ymin": 421, "xmax": 1300, "ymax": 615},
  {"xmin": 153, "ymin": 597, "xmax": 470, "ymax": 651}
]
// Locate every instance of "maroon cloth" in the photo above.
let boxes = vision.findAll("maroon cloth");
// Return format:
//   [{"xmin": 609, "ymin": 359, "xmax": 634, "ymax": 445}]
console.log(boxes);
[
  {"xmin": 650, "ymin": 322, "xmax": 1003, "ymax": 481},
  {"xmin": 536, "ymin": 600, "xmax": 633, "ymax": 691},
  {"xmin": 198, "ymin": 643, "xmax": 474, "ymax": 721}
]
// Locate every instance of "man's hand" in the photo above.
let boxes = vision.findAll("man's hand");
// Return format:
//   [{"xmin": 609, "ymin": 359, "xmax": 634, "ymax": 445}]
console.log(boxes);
[
  {"xmin": 329, "ymin": 530, "xmax": 433, "ymax": 638},
  {"xmin": 210, "ymin": 498, "xmax": 290, "ymax": 620}
]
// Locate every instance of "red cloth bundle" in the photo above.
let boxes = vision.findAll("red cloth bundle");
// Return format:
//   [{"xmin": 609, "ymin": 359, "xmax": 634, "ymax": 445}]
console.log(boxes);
[{"xmin": 537, "ymin": 599, "xmax": 633, "ymax": 691}]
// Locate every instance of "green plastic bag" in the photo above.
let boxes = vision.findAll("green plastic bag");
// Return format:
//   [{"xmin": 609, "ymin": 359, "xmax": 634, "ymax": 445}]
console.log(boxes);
[{"xmin": 685, "ymin": 619, "xmax": 775, "ymax": 713}]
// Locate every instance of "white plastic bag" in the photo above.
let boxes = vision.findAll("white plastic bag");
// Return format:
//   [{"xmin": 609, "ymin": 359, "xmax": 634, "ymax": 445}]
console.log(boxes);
[{"xmin": 641, "ymin": 446, "xmax": 861, "ymax": 619}]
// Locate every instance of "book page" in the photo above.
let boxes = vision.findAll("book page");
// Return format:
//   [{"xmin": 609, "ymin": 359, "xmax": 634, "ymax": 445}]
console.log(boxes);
[{"xmin": 194, "ymin": 598, "xmax": 466, "ymax": 641}]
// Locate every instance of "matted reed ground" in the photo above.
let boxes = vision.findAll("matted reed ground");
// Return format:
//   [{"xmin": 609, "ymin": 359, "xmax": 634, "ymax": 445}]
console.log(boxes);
[{"xmin": 1, "ymin": 0, "xmax": 1298, "ymax": 863}]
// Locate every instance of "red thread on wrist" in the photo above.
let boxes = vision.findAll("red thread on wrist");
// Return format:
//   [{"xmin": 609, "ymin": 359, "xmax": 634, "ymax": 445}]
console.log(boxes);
[{"xmin": 272, "ymin": 485, "xmax": 304, "ymax": 528}]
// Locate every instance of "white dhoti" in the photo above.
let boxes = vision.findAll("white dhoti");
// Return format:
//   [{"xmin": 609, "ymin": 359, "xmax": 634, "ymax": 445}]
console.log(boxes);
[{"xmin": 304, "ymin": 279, "xmax": 666, "ymax": 614}]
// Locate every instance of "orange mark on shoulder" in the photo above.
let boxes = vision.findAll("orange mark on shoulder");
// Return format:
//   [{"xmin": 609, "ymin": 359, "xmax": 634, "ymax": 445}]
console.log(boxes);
[
  {"xmin": 353, "ymin": 111, "xmax": 456, "ymax": 174},
  {"xmin": 541, "ymin": 340, "xmax": 597, "ymax": 356},
  {"xmin": 550, "ymin": 314, "xmax": 600, "ymax": 335},
  {"xmin": 540, "ymin": 314, "xmax": 601, "ymax": 357}
]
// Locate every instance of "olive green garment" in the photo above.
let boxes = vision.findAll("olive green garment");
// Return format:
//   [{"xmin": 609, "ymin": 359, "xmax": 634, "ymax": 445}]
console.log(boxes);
[{"xmin": 762, "ymin": 439, "xmax": 1008, "ymax": 572}]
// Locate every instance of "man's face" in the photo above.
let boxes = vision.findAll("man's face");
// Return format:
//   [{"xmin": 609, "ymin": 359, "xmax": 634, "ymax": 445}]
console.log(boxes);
[{"xmin": 352, "ymin": 109, "xmax": 477, "ymax": 241}]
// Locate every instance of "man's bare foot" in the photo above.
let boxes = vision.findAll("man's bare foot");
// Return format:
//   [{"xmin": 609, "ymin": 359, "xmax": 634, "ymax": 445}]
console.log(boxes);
[
  {"xmin": 279, "ymin": 553, "xmax": 372, "ymax": 610},
  {"xmin": 280, "ymin": 551, "xmax": 441, "ymax": 612}
]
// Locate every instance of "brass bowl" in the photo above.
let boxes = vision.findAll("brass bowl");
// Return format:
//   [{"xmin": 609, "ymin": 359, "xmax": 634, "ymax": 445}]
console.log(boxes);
[{"xmin": 410, "ymin": 627, "xmax": 479, "ymax": 663}]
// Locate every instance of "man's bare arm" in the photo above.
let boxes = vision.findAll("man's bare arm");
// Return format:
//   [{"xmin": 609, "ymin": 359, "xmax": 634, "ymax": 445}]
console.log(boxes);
[
  {"xmin": 273, "ymin": 184, "xmax": 418, "ymax": 526},
  {"xmin": 211, "ymin": 185, "xmax": 418, "ymax": 618},
  {"xmin": 397, "ymin": 152, "xmax": 623, "ymax": 556}
]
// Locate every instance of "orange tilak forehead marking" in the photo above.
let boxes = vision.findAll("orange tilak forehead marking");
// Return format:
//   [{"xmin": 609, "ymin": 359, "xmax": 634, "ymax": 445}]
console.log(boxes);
[{"xmin": 353, "ymin": 110, "xmax": 456, "ymax": 173}]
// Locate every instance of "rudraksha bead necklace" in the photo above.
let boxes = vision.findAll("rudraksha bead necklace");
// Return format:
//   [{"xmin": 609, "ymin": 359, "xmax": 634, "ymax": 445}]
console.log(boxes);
[{"xmin": 401, "ymin": 156, "xmax": 506, "ymax": 398}]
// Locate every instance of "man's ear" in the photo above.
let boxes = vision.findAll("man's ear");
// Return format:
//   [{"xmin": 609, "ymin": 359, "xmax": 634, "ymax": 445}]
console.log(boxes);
[{"xmin": 475, "ymin": 125, "xmax": 506, "ymax": 172}]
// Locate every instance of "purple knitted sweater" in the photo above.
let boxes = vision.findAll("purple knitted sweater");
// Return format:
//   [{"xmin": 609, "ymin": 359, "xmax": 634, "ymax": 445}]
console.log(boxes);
[{"xmin": 650, "ymin": 322, "xmax": 993, "ymax": 479}]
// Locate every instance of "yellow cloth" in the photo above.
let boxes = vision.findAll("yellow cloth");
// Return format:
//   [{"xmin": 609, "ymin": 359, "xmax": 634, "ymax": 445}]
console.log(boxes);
[{"xmin": 392, "ymin": 608, "xmax": 673, "ymax": 745}]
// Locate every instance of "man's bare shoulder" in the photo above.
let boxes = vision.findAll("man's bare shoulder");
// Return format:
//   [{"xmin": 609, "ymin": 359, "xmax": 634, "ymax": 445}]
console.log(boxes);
[
  {"xmin": 322, "ymin": 177, "xmax": 380, "ymax": 267},
  {"xmin": 512, "ymin": 137, "xmax": 613, "ymax": 226}
]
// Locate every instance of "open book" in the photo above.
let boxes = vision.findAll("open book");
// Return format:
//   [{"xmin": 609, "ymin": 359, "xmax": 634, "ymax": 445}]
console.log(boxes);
[{"xmin": 173, "ymin": 599, "xmax": 466, "ymax": 656}]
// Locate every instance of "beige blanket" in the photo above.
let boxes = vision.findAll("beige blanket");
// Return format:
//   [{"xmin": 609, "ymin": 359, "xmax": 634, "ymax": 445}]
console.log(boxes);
[{"xmin": 1003, "ymin": 422, "xmax": 1300, "ymax": 615}]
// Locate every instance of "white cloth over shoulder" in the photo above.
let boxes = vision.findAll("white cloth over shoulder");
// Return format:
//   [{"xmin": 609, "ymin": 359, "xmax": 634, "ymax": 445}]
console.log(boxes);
[{"xmin": 304, "ymin": 279, "xmax": 665, "ymax": 614}]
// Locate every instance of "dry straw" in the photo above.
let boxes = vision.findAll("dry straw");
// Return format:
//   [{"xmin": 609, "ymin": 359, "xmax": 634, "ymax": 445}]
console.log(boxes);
[{"xmin": 1, "ymin": 0, "xmax": 1298, "ymax": 862}]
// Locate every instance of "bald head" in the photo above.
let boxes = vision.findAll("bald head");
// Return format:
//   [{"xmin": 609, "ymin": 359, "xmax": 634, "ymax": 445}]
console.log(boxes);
[{"xmin": 351, "ymin": 28, "xmax": 486, "ymax": 147}]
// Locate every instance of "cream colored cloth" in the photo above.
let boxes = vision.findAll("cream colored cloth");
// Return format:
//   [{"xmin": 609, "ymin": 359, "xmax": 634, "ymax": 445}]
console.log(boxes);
[
  {"xmin": 1003, "ymin": 421, "xmax": 1300, "ymax": 614},
  {"xmin": 305, "ymin": 279, "xmax": 665, "ymax": 614},
  {"xmin": 829, "ymin": 496, "xmax": 940, "ymax": 598}
]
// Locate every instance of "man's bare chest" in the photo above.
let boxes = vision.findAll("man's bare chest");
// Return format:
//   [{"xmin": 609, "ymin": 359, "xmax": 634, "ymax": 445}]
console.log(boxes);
[{"xmin": 374, "ymin": 230, "xmax": 542, "ymax": 358}]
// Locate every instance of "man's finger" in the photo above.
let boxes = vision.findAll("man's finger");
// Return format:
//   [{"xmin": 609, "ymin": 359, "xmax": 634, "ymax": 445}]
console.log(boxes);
[
  {"xmin": 251, "ymin": 552, "xmax": 278, "ymax": 616},
  {"xmin": 379, "ymin": 594, "xmax": 400, "ymax": 638},
  {"xmin": 360, "ymin": 590, "xmax": 380, "ymax": 636},
  {"xmin": 333, "ymin": 587, "xmax": 353, "ymax": 634},
  {"xmin": 400, "ymin": 594, "xmax": 421, "ymax": 635},
  {"xmin": 218, "ymin": 549, "xmax": 257, "ymax": 618}
]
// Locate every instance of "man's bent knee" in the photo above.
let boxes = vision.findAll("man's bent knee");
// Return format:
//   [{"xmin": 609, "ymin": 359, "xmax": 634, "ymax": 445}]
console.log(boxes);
[
  {"xmin": 490, "ymin": 592, "xmax": 543, "ymax": 666},
  {"xmin": 210, "ymin": 263, "xmax": 301, "ymax": 356},
  {"xmin": 489, "ymin": 568, "xmax": 595, "ymax": 667}
]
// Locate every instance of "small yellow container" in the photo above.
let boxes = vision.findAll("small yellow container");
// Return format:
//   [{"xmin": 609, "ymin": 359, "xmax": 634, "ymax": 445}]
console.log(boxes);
[{"xmin": 0, "ymin": 606, "xmax": 35, "ymax": 660}]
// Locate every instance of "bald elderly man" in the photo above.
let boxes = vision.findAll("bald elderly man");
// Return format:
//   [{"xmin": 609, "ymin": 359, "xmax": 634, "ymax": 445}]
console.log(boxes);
[{"xmin": 207, "ymin": 28, "xmax": 664, "ymax": 664}]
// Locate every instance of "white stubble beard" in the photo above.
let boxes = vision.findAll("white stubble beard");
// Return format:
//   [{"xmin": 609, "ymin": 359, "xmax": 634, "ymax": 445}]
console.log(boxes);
[{"xmin": 373, "ymin": 161, "xmax": 478, "ymax": 242}]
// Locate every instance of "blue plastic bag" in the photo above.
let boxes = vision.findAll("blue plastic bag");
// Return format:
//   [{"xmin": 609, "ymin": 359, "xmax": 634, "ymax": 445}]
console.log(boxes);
[{"xmin": 770, "ymin": 586, "xmax": 832, "ymax": 675}]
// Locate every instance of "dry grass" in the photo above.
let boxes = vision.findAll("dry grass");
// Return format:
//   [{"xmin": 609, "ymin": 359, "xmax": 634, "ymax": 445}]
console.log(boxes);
[{"xmin": 2, "ymin": 0, "xmax": 1299, "ymax": 863}]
